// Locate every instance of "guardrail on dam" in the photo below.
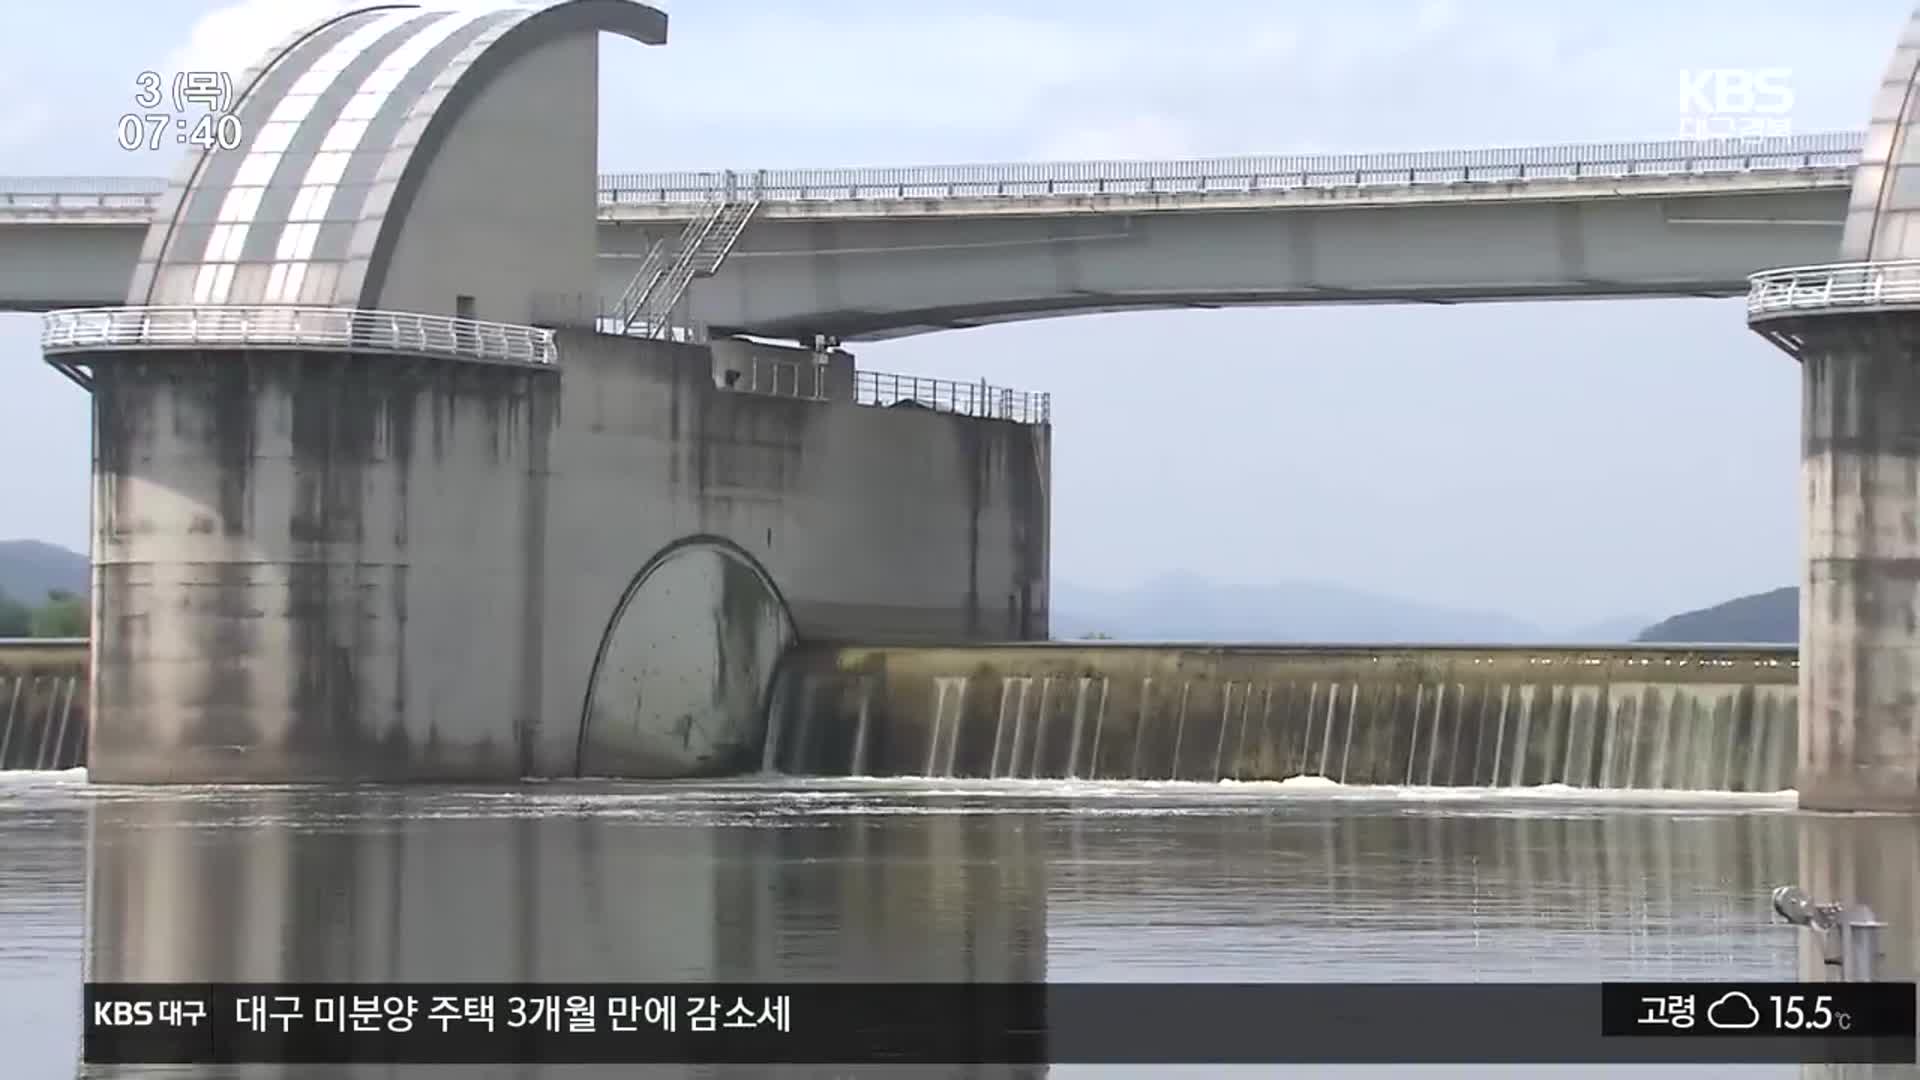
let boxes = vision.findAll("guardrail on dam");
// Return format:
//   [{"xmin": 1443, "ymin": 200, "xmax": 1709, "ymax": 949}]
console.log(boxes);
[
  {"xmin": 765, "ymin": 644, "xmax": 1800, "ymax": 792},
  {"xmin": 0, "ymin": 638, "xmax": 87, "ymax": 770}
]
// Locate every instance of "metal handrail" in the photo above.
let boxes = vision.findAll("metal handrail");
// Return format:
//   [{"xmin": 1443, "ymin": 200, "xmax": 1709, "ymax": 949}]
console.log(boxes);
[
  {"xmin": 40, "ymin": 305, "xmax": 558, "ymax": 366},
  {"xmin": 1746, "ymin": 260, "xmax": 1920, "ymax": 317},
  {"xmin": 855, "ymin": 371, "xmax": 1049, "ymax": 425},
  {"xmin": 0, "ymin": 131, "xmax": 1867, "ymax": 212},
  {"xmin": 720, "ymin": 355, "xmax": 828, "ymax": 401}
]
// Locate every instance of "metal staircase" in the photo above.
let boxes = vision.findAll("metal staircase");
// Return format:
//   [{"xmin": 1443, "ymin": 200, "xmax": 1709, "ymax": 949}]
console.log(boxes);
[{"xmin": 616, "ymin": 197, "xmax": 758, "ymax": 339}]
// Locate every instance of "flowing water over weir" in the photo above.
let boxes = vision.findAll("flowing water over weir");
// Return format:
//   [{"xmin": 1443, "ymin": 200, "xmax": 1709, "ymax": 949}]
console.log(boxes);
[
  {"xmin": 0, "ymin": 639, "xmax": 87, "ymax": 770},
  {"xmin": 765, "ymin": 644, "xmax": 1800, "ymax": 791}
]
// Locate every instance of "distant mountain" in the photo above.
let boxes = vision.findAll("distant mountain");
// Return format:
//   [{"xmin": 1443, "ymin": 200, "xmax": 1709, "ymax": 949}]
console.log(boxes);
[
  {"xmin": 1636, "ymin": 586, "xmax": 1797, "ymax": 644},
  {"xmin": 0, "ymin": 540, "xmax": 87, "ymax": 605},
  {"xmin": 1049, "ymin": 575, "xmax": 1642, "ymax": 644}
]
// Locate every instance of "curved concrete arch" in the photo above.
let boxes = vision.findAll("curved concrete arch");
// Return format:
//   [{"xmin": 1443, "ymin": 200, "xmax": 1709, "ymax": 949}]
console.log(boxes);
[
  {"xmin": 575, "ymin": 536, "xmax": 797, "ymax": 779},
  {"xmin": 129, "ymin": 5, "xmax": 419, "ymax": 300},
  {"xmin": 356, "ymin": 0, "xmax": 666, "ymax": 308},
  {"xmin": 127, "ymin": 0, "xmax": 665, "ymax": 314},
  {"xmin": 1842, "ymin": 9, "xmax": 1920, "ymax": 259}
]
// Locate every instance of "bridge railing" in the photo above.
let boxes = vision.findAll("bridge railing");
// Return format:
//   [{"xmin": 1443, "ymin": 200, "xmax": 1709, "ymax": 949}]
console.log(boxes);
[
  {"xmin": 1747, "ymin": 260, "xmax": 1920, "ymax": 317},
  {"xmin": 600, "ymin": 131, "xmax": 1864, "ymax": 203},
  {"xmin": 0, "ymin": 131, "xmax": 1867, "ymax": 215},
  {"xmin": 855, "ymin": 371, "xmax": 1050, "ymax": 425},
  {"xmin": 41, "ymin": 305, "xmax": 559, "ymax": 366}
]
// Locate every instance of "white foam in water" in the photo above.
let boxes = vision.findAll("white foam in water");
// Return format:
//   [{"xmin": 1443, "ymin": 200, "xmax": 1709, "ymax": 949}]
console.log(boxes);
[
  {"xmin": 747, "ymin": 773, "xmax": 1798, "ymax": 807},
  {"xmin": 0, "ymin": 768, "xmax": 1797, "ymax": 815},
  {"xmin": 0, "ymin": 767, "xmax": 86, "ymax": 784}
]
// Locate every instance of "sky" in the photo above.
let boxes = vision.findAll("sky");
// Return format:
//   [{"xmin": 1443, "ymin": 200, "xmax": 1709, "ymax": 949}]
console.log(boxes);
[{"xmin": 0, "ymin": 0, "xmax": 1912, "ymax": 631}]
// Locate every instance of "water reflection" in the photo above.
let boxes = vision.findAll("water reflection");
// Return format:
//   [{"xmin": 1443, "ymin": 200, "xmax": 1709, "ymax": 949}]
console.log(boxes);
[{"xmin": 11, "ymin": 778, "xmax": 1912, "ymax": 1078}]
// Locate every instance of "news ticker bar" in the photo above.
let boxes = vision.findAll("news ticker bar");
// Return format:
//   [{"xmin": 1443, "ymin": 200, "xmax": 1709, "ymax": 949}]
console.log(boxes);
[{"xmin": 84, "ymin": 982, "xmax": 1918, "ymax": 1065}]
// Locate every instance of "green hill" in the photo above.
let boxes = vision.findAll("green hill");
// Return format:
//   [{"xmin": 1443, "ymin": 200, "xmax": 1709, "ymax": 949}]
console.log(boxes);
[
  {"xmin": 1636, "ymin": 586, "xmax": 1797, "ymax": 644},
  {"xmin": 0, "ymin": 540, "xmax": 87, "ymax": 606}
]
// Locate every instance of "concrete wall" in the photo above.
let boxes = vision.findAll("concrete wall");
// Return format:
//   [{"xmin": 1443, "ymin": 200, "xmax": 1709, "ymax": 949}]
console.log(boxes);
[
  {"xmin": 81, "ymin": 331, "xmax": 1050, "ymax": 782},
  {"xmin": 768, "ymin": 644, "xmax": 1799, "ymax": 791},
  {"xmin": 88, "ymin": 352, "xmax": 556, "ymax": 782},
  {"xmin": 539, "ymin": 331, "xmax": 1050, "ymax": 777},
  {"xmin": 374, "ymin": 33, "xmax": 600, "ymax": 324}
]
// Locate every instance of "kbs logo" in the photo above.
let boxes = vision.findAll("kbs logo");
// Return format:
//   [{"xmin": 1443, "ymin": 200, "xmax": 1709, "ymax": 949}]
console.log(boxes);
[
  {"xmin": 1679, "ymin": 68, "xmax": 1794, "ymax": 140},
  {"xmin": 94, "ymin": 1001, "xmax": 153, "ymax": 1026}
]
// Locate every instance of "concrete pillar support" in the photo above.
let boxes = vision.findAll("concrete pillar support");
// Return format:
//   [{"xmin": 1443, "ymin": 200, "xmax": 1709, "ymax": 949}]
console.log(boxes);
[{"xmin": 1787, "ymin": 319, "xmax": 1920, "ymax": 811}]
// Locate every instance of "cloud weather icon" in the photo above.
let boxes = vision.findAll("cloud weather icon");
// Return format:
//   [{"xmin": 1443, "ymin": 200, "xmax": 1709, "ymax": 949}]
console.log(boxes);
[{"xmin": 1707, "ymin": 991, "xmax": 1761, "ymax": 1030}]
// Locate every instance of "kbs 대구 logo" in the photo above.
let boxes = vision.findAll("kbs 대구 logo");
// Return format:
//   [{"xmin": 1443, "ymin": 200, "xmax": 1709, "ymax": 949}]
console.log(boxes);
[{"xmin": 1678, "ymin": 68, "xmax": 1794, "ymax": 140}]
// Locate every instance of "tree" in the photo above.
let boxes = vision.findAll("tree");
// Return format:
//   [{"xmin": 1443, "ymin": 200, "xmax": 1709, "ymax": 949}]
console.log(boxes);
[
  {"xmin": 29, "ymin": 590, "xmax": 87, "ymax": 638},
  {"xmin": 0, "ymin": 589, "xmax": 28, "ymax": 637}
]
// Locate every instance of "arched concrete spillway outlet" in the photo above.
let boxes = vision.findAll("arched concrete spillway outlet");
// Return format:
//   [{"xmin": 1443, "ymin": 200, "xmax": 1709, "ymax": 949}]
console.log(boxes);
[{"xmin": 577, "ymin": 539, "xmax": 797, "ymax": 778}]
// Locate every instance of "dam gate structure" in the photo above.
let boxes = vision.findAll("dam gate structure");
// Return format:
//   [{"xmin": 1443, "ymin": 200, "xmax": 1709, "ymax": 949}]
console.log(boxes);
[{"xmin": 38, "ymin": 0, "xmax": 1049, "ymax": 783}]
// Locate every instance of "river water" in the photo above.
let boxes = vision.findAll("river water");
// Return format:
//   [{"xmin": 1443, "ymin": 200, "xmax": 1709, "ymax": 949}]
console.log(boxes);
[{"xmin": 0, "ymin": 769, "xmax": 1907, "ymax": 1078}]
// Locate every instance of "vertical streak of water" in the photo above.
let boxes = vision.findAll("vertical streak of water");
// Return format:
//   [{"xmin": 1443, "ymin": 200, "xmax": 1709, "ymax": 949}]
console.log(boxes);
[
  {"xmin": 1423, "ymin": 683, "xmax": 1445, "ymax": 786},
  {"xmin": 1010, "ymin": 678, "xmax": 1035, "ymax": 778},
  {"xmin": 36, "ymin": 676, "xmax": 58, "ymax": 770},
  {"xmin": 1561, "ymin": 686, "xmax": 1592, "ymax": 787},
  {"xmin": 1687, "ymin": 689, "xmax": 1713, "ymax": 791},
  {"xmin": 849, "ymin": 678, "xmax": 873, "ymax": 776},
  {"xmin": 0, "ymin": 675, "xmax": 17, "ymax": 768},
  {"xmin": 1169, "ymin": 681, "xmax": 1192, "ymax": 780},
  {"xmin": 1299, "ymin": 682, "xmax": 1322, "ymax": 777},
  {"xmin": 1256, "ymin": 684, "xmax": 1274, "ymax": 778},
  {"xmin": 1508, "ymin": 685, "xmax": 1535, "ymax": 787},
  {"xmin": 1090, "ymin": 678, "xmax": 1110, "ymax": 779},
  {"xmin": 1028, "ymin": 677, "xmax": 1053, "ymax": 779},
  {"xmin": 1212, "ymin": 681, "xmax": 1236, "ymax": 783},
  {"xmin": 1067, "ymin": 677, "xmax": 1090, "ymax": 779},
  {"xmin": 1646, "ymin": 686, "xmax": 1672, "ymax": 790},
  {"xmin": 942, "ymin": 675, "xmax": 969, "ymax": 777},
  {"xmin": 52, "ymin": 674, "xmax": 77, "ymax": 771},
  {"xmin": 924, "ymin": 679, "xmax": 948, "ymax": 777},
  {"xmin": 990, "ymin": 679, "xmax": 1016, "ymax": 779},
  {"xmin": 788, "ymin": 676, "xmax": 822, "ymax": 774},
  {"xmin": 1623, "ymin": 687, "xmax": 1648, "ymax": 789},
  {"xmin": 1737, "ymin": 687, "xmax": 1761, "ymax": 792},
  {"xmin": 760, "ymin": 673, "xmax": 792, "ymax": 773},
  {"xmin": 1705, "ymin": 689, "xmax": 1729, "ymax": 792},
  {"xmin": 936, "ymin": 672, "xmax": 967, "ymax": 772},
  {"xmin": 1490, "ymin": 684, "xmax": 1510, "ymax": 787},
  {"xmin": 1319, "ymin": 683, "xmax": 1340, "ymax": 778},
  {"xmin": 1338, "ymin": 683, "xmax": 1359, "ymax": 783},
  {"xmin": 1597, "ymin": 685, "xmax": 1621, "ymax": 789},
  {"xmin": 1756, "ymin": 686, "xmax": 1789, "ymax": 791},
  {"xmin": 1406, "ymin": 684, "xmax": 1427, "ymax": 786},
  {"xmin": 1449, "ymin": 681, "xmax": 1471, "ymax": 785},
  {"xmin": 1232, "ymin": 683, "xmax": 1257, "ymax": 781},
  {"xmin": 1130, "ymin": 677, "xmax": 1154, "ymax": 778}
]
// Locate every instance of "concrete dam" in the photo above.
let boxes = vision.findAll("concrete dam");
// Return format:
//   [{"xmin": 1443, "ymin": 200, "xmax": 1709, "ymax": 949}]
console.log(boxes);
[
  {"xmin": 765, "ymin": 643, "xmax": 1800, "ymax": 792},
  {"xmin": 10, "ymin": 640, "xmax": 1799, "ymax": 790}
]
